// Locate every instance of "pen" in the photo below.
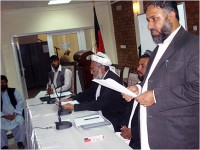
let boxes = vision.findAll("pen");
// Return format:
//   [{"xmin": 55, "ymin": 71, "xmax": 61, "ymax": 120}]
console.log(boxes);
[{"xmin": 84, "ymin": 117, "xmax": 100, "ymax": 120}]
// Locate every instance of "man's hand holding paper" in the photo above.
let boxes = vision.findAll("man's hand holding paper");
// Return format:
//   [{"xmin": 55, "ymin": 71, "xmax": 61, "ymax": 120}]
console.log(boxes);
[
  {"xmin": 136, "ymin": 90, "xmax": 155, "ymax": 107},
  {"xmin": 92, "ymin": 78, "xmax": 155, "ymax": 107},
  {"xmin": 122, "ymin": 86, "xmax": 155, "ymax": 107},
  {"xmin": 122, "ymin": 86, "xmax": 139, "ymax": 102}
]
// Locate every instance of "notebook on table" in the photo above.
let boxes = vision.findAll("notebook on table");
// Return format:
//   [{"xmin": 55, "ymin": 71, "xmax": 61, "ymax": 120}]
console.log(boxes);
[{"xmin": 74, "ymin": 114, "xmax": 111, "ymax": 129}]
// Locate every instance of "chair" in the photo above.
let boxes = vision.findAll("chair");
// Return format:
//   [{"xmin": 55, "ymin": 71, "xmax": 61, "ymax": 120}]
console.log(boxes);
[
  {"xmin": 62, "ymin": 62, "xmax": 77, "ymax": 94},
  {"xmin": 127, "ymin": 68, "xmax": 139, "ymax": 86},
  {"xmin": 111, "ymin": 64, "xmax": 124, "ymax": 80},
  {"xmin": 74, "ymin": 50, "xmax": 94, "ymax": 91},
  {"xmin": 122, "ymin": 67, "xmax": 130, "ymax": 86}
]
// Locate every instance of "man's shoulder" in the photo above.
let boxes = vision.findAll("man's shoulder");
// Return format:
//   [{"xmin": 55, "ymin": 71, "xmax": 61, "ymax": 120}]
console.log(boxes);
[
  {"xmin": 178, "ymin": 27, "xmax": 198, "ymax": 41},
  {"xmin": 106, "ymin": 70, "xmax": 123, "ymax": 83},
  {"xmin": 61, "ymin": 66, "xmax": 72, "ymax": 73}
]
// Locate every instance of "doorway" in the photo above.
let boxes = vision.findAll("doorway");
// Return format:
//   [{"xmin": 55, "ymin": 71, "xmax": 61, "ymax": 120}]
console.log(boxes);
[
  {"xmin": 14, "ymin": 35, "xmax": 50, "ymax": 98},
  {"xmin": 13, "ymin": 28, "xmax": 95, "ymax": 99}
]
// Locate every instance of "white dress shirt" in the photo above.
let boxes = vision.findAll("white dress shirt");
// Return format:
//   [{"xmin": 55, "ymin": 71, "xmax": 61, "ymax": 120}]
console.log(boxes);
[
  {"xmin": 48, "ymin": 65, "xmax": 72, "ymax": 92},
  {"xmin": 140, "ymin": 26, "xmax": 181, "ymax": 150}
]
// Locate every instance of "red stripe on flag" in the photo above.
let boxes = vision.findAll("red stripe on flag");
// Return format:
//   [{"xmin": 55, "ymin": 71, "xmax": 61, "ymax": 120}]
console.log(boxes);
[
  {"xmin": 98, "ymin": 31, "xmax": 105, "ymax": 53},
  {"xmin": 94, "ymin": 6, "xmax": 105, "ymax": 53}
]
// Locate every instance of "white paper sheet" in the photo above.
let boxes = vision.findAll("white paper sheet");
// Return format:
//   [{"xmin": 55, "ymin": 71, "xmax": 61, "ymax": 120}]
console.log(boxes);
[
  {"xmin": 50, "ymin": 91, "xmax": 72, "ymax": 98},
  {"xmin": 93, "ymin": 78, "xmax": 138, "ymax": 97},
  {"xmin": 55, "ymin": 100, "xmax": 79, "ymax": 106}
]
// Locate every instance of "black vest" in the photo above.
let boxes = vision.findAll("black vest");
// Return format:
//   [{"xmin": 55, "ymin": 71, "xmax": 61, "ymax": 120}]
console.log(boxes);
[
  {"xmin": 1, "ymin": 88, "xmax": 17, "ymax": 111},
  {"xmin": 48, "ymin": 66, "xmax": 65, "ymax": 88}
]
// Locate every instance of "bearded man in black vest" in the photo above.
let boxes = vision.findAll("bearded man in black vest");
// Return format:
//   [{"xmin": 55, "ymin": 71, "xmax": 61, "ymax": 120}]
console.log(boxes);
[
  {"xmin": 1, "ymin": 75, "xmax": 25, "ymax": 149},
  {"xmin": 47, "ymin": 55, "xmax": 72, "ymax": 94}
]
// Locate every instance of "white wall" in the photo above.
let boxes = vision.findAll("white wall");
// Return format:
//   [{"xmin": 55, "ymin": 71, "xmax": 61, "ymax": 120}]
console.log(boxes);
[{"xmin": 1, "ymin": 2, "xmax": 117, "ymax": 95}]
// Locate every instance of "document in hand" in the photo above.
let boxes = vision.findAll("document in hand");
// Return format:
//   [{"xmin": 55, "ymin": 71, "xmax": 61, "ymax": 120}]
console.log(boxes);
[{"xmin": 92, "ymin": 78, "xmax": 138, "ymax": 97}]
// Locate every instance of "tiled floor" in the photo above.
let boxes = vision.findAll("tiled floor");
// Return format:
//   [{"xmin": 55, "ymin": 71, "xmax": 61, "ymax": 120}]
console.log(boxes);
[
  {"xmin": 8, "ymin": 137, "xmax": 18, "ymax": 149},
  {"xmin": 6, "ymin": 132, "xmax": 27, "ymax": 149}
]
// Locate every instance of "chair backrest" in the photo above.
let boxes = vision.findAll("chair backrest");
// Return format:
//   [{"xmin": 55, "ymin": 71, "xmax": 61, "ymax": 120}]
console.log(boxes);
[
  {"xmin": 77, "ymin": 65, "xmax": 93, "ymax": 92},
  {"xmin": 123, "ymin": 67, "xmax": 130, "ymax": 79},
  {"xmin": 62, "ymin": 62, "xmax": 77, "ymax": 94},
  {"xmin": 127, "ymin": 68, "xmax": 139, "ymax": 86},
  {"xmin": 111, "ymin": 64, "xmax": 124, "ymax": 80}
]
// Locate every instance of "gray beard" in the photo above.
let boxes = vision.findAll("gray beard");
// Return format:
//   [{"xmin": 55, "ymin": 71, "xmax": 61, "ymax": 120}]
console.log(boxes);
[
  {"xmin": 94, "ymin": 70, "xmax": 103, "ymax": 79},
  {"xmin": 151, "ymin": 19, "xmax": 172, "ymax": 44}
]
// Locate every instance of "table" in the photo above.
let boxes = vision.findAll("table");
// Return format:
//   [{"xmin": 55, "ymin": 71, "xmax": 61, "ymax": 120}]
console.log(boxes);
[{"xmin": 25, "ymin": 91, "xmax": 132, "ymax": 149}]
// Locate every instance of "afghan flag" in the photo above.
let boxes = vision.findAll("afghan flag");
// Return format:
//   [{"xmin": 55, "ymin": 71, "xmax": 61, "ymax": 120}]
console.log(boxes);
[{"xmin": 93, "ymin": 6, "xmax": 105, "ymax": 53}]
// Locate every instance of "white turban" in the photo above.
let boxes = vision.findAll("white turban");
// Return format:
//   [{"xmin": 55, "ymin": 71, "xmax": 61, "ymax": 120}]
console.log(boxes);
[
  {"xmin": 89, "ymin": 52, "xmax": 119, "ymax": 76},
  {"xmin": 90, "ymin": 52, "xmax": 112, "ymax": 66}
]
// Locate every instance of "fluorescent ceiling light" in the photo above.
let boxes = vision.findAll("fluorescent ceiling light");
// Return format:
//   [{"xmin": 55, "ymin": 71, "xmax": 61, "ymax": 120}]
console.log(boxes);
[{"xmin": 48, "ymin": 0, "xmax": 71, "ymax": 5}]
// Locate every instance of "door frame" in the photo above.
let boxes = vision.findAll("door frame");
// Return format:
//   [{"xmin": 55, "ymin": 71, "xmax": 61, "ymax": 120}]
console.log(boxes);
[{"xmin": 11, "ymin": 27, "xmax": 92, "ymax": 99}]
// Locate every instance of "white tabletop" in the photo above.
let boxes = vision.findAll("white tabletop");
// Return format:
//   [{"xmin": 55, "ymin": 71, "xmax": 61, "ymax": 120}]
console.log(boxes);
[{"xmin": 25, "ymin": 91, "xmax": 132, "ymax": 149}]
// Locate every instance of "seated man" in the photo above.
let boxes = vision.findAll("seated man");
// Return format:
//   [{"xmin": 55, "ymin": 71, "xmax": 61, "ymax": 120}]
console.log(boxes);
[
  {"xmin": 61, "ymin": 52, "xmax": 129, "ymax": 132},
  {"xmin": 1, "ymin": 75, "xmax": 26, "ymax": 149},
  {"xmin": 47, "ymin": 55, "xmax": 72, "ymax": 94},
  {"xmin": 120, "ymin": 50, "xmax": 151, "ymax": 149}
]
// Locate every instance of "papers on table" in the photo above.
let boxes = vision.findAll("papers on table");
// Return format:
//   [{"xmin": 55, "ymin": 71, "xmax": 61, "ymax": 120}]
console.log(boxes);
[
  {"xmin": 93, "ymin": 78, "xmax": 138, "ymax": 97},
  {"xmin": 73, "ymin": 114, "xmax": 112, "ymax": 129},
  {"xmin": 74, "ymin": 115, "xmax": 104, "ymax": 127},
  {"xmin": 55, "ymin": 100, "xmax": 79, "ymax": 106},
  {"xmin": 40, "ymin": 91, "xmax": 72, "ymax": 102},
  {"xmin": 50, "ymin": 91, "xmax": 72, "ymax": 98}
]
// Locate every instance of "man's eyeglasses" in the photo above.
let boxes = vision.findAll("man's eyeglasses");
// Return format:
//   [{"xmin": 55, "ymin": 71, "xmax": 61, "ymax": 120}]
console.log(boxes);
[{"xmin": 90, "ymin": 67, "xmax": 98, "ymax": 73}]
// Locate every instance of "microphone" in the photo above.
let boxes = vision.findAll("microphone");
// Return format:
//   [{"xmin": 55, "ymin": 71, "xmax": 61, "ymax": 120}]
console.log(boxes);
[
  {"xmin": 54, "ymin": 86, "xmax": 72, "ymax": 130},
  {"xmin": 52, "ymin": 83, "xmax": 72, "ymax": 116},
  {"xmin": 47, "ymin": 83, "xmax": 56, "ymax": 104},
  {"xmin": 55, "ymin": 113, "xmax": 72, "ymax": 130}
]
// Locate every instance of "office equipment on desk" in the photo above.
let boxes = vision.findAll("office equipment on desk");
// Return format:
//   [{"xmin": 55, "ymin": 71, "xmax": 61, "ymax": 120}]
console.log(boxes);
[
  {"xmin": 55, "ymin": 100, "xmax": 72, "ymax": 129},
  {"xmin": 74, "ymin": 114, "xmax": 104, "ymax": 126},
  {"xmin": 81, "ymin": 119, "xmax": 111, "ymax": 129},
  {"xmin": 25, "ymin": 91, "xmax": 132, "ymax": 149},
  {"xmin": 39, "ymin": 91, "xmax": 72, "ymax": 102},
  {"xmin": 74, "ymin": 114, "xmax": 111, "ymax": 129},
  {"xmin": 55, "ymin": 114, "xmax": 72, "ymax": 130},
  {"xmin": 55, "ymin": 90, "xmax": 72, "ymax": 116},
  {"xmin": 50, "ymin": 91, "xmax": 72, "ymax": 98}
]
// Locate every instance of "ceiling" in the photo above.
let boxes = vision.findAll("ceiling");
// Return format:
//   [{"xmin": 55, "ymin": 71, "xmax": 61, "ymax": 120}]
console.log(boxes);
[{"xmin": 1, "ymin": 0, "xmax": 115, "ymax": 11}]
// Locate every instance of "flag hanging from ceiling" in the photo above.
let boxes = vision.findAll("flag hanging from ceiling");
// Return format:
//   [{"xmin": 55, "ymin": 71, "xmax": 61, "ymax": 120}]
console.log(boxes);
[{"xmin": 93, "ymin": 6, "xmax": 105, "ymax": 53}]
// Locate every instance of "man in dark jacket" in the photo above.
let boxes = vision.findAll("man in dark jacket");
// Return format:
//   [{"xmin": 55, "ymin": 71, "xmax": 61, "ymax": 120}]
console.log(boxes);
[
  {"xmin": 123, "ymin": 1, "xmax": 199, "ymax": 149},
  {"xmin": 62, "ymin": 52, "xmax": 129, "ymax": 132},
  {"xmin": 120, "ymin": 50, "xmax": 151, "ymax": 149}
]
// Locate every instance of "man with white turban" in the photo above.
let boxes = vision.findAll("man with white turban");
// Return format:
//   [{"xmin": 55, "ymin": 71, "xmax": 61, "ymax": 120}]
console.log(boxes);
[{"xmin": 62, "ymin": 52, "xmax": 129, "ymax": 132}]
